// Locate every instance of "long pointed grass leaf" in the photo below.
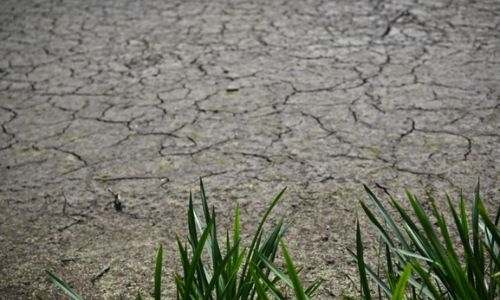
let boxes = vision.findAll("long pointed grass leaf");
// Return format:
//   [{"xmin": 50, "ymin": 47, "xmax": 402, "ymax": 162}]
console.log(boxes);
[
  {"xmin": 393, "ymin": 248, "xmax": 436, "ymax": 264},
  {"xmin": 250, "ymin": 268, "xmax": 271, "ymax": 300},
  {"xmin": 175, "ymin": 236, "xmax": 190, "ymax": 297},
  {"xmin": 188, "ymin": 192, "xmax": 198, "ymax": 249},
  {"xmin": 208, "ymin": 206, "xmax": 222, "ymax": 283},
  {"xmin": 429, "ymin": 196, "xmax": 461, "ymax": 264},
  {"xmin": 472, "ymin": 183, "xmax": 484, "ymax": 277},
  {"xmin": 44, "ymin": 181, "xmax": 312, "ymax": 299},
  {"xmin": 234, "ymin": 204, "xmax": 240, "ymax": 268},
  {"xmin": 280, "ymin": 241, "xmax": 308, "ymax": 300},
  {"xmin": 45, "ymin": 271, "xmax": 84, "ymax": 300},
  {"xmin": 407, "ymin": 193, "xmax": 443, "ymax": 256},
  {"xmin": 199, "ymin": 178, "xmax": 211, "ymax": 226},
  {"xmin": 183, "ymin": 219, "xmax": 214, "ymax": 297},
  {"xmin": 470, "ymin": 186, "xmax": 487, "ymax": 298},
  {"xmin": 407, "ymin": 193, "xmax": 462, "ymax": 288},
  {"xmin": 385, "ymin": 243, "xmax": 397, "ymax": 290},
  {"xmin": 449, "ymin": 193, "xmax": 476, "ymax": 283},
  {"xmin": 349, "ymin": 247, "xmax": 392, "ymax": 297},
  {"xmin": 217, "ymin": 251, "xmax": 247, "ymax": 300},
  {"xmin": 259, "ymin": 220, "xmax": 287, "ymax": 270},
  {"xmin": 409, "ymin": 260, "xmax": 445, "ymax": 299},
  {"xmin": 205, "ymin": 238, "xmax": 241, "ymax": 298},
  {"xmin": 154, "ymin": 245, "xmax": 163, "ymax": 300},
  {"xmin": 258, "ymin": 252, "xmax": 293, "ymax": 287},
  {"xmin": 391, "ymin": 264, "xmax": 412, "ymax": 300},
  {"xmin": 358, "ymin": 182, "xmax": 500, "ymax": 300},
  {"xmin": 251, "ymin": 261, "xmax": 287, "ymax": 299},
  {"xmin": 355, "ymin": 220, "xmax": 372, "ymax": 300},
  {"xmin": 360, "ymin": 201, "xmax": 395, "ymax": 248},
  {"xmin": 304, "ymin": 279, "xmax": 323, "ymax": 297},
  {"xmin": 364, "ymin": 185, "xmax": 410, "ymax": 249},
  {"xmin": 478, "ymin": 197, "xmax": 500, "ymax": 299},
  {"xmin": 237, "ymin": 187, "xmax": 287, "ymax": 298},
  {"xmin": 390, "ymin": 196, "xmax": 429, "ymax": 254},
  {"xmin": 409, "ymin": 193, "xmax": 479, "ymax": 299},
  {"xmin": 478, "ymin": 201, "xmax": 500, "ymax": 255}
]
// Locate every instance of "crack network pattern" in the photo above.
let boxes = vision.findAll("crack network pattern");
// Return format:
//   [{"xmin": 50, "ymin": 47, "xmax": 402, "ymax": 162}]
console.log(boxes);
[{"xmin": 0, "ymin": 0, "xmax": 499, "ymax": 298}]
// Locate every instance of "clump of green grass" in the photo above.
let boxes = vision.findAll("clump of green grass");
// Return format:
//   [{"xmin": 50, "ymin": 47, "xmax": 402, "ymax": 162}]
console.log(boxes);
[
  {"xmin": 352, "ymin": 183, "xmax": 500, "ymax": 300},
  {"xmin": 41, "ymin": 180, "xmax": 499, "ymax": 300},
  {"xmin": 42, "ymin": 179, "xmax": 320, "ymax": 299},
  {"xmin": 174, "ymin": 178, "xmax": 320, "ymax": 299}
]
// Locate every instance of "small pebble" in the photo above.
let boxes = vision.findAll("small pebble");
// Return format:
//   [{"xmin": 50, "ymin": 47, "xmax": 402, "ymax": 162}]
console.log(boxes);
[{"xmin": 226, "ymin": 83, "xmax": 239, "ymax": 92}]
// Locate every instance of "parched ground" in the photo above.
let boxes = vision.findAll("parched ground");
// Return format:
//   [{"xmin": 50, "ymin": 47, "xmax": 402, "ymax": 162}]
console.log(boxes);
[{"xmin": 0, "ymin": 0, "xmax": 499, "ymax": 299}]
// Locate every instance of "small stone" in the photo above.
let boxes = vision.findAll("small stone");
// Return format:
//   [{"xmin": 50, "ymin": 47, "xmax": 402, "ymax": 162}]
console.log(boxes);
[{"xmin": 226, "ymin": 82, "xmax": 239, "ymax": 92}]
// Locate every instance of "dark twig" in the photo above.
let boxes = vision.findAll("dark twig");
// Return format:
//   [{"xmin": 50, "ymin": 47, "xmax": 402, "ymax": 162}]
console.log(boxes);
[
  {"xmin": 107, "ymin": 189, "xmax": 123, "ymax": 212},
  {"xmin": 90, "ymin": 265, "xmax": 110, "ymax": 284}
]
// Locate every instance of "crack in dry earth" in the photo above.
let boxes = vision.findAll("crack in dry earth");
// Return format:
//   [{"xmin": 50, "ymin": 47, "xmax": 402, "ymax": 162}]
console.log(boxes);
[{"xmin": 0, "ymin": 0, "xmax": 499, "ymax": 298}]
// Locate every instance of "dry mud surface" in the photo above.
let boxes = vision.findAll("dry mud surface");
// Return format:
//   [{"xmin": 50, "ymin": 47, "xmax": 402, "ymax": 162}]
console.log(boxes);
[{"xmin": 0, "ymin": 0, "xmax": 499, "ymax": 299}]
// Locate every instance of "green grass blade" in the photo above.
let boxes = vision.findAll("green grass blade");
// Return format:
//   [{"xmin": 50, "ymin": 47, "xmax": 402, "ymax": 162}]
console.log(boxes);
[
  {"xmin": 495, "ymin": 196, "xmax": 500, "ymax": 226},
  {"xmin": 174, "ymin": 274, "xmax": 186, "ymax": 299},
  {"xmin": 258, "ymin": 252, "xmax": 293, "ymax": 287},
  {"xmin": 280, "ymin": 241, "xmax": 308, "ymax": 300},
  {"xmin": 258, "ymin": 247, "xmax": 321, "ymax": 297},
  {"xmin": 209, "ymin": 206, "xmax": 222, "ymax": 274},
  {"xmin": 471, "ymin": 185, "xmax": 486, "ymax": 298},
  {"xmin": 154, "ymin": 245, "xmax": 163, "ymax": 300},
  {"xmin": 191, "ymin": 211, "xmax": 212, "ymax": 291},
  {"xmin": 251, "ymin": 260, "xmax": 288, "ymax": 299},
  {"xmin": 477, "ymin": 195, "xmax": 500, "ymax": 299},
  {"xmin": 364, "ymin": 185, "xmax": 410, "ymax": 249},
  {"xmin": 135, "ymin": 291, "xmax": 143, "ymax": 300},
  {"xmin": 429, "ymin": 196, "xmax": 460, "ymax": 264},
  {"xmin": 408, "ymin": 260, "xmax": 444, "ymax": 299},
  {"xmin": 448, "ymin": 194, "xmax": 476, "ymax": 281},
  {"xmin": 450, "ymin": 192, "xmax": 487, "ymax": 299},
  {"xmin": 350, "ymin": 248, "xmax": 392, "ymax": 296},
  {"xmin": 355, "ymin": 220, "xmax": 372, "ymax": 300},
  {"xmin": 216, "ymin": 251, "xmax": 247, "ymax": 299},
  {"xmin": 249, "ymin": 219, "xmax": 288, "ymax": 300},
  {"xmin": 185, "ymin": 218, "xmax": 214, "ymax": 296},
  {"xmin": 250, "ymin": 267, "xmax": 272, "ymax": 300},
  {"xmin": 359, "ymin": 201, "xmax": 396, "ymax": 248},
  {"xmin": 390, "ymin": 197, "xmax": 432, "ymax": 259},
  {"xmin": 410, "ymin": 192, "xmax": 481, "ymax": 299},
  {"xmin": 477, "ymin": 195, "xmax": 500, "ymax": 252},
  {"xmin": 175, "ymin": 236, "xmax": 189, "ymax": 282},
  {"xmin": 234, "ymin": 203, "xmax": 240, "ymax": 266},
  {"xmin": 205, "ymin": 238, "xmax": 240, "ymax": 297},
  {"xmin": 407, "ymin": 194, "xmax": 452, "ymax": 262},
  {"xmin": 304, "ymin": 279, "xmax": 323, "ymax": 297},
  {"xmin": 492, "ymin": 190, "xmax": 500, "ymax": 299},
  {"xmin": 175, "ymin": 181, "xmax": 323, "ymax": 299},
  {"xmin": 393, "ymin": 248, "xmax": 437, "ymax": 264},
  {"xmin": 45, "ymin": 271, "xmax": 84, "ymax": 300},
  {"xmin": 258, "ymin": 220, "xmax": 287, "ymax": 268},
  {"xmin": 237, "ymin": 187, "xmax": 287, "ymax": 298},
  {"xmin": 189, "ymin": 194, "xmax": 204, "ymax": 257},
  {"xmin": 197, "ymin": 179, "xmax": 217, "ymax": 291},
  {"xmin": 401, "ymin": 193, "xmax": 438, "ymax": 256},
  {"xmin": 391, "ymin": 264, "xmax": 412, "ymax": 300},
  {"xmin": 199, "ymin": 178, "xmax": 211, "ymax": 225},
  {"xmin": 359, "ymin": 183, "xmax": 500, "ymax": 300},
  {"xmin": 385, "ymin": 243, "xmax": 397, "ymax": 291}
]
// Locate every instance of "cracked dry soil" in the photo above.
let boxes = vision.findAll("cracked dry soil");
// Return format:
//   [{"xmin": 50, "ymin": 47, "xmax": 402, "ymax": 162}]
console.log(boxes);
[{"xmin": 0, "ymin": 0, "xmax": 499, "ymax": 299}]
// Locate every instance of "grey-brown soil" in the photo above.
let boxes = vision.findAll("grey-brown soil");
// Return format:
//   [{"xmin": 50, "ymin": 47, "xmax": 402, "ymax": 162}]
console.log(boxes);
[{"xmin": 0, "ymin": 0, "xmax": 499, "ymax": 299}]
